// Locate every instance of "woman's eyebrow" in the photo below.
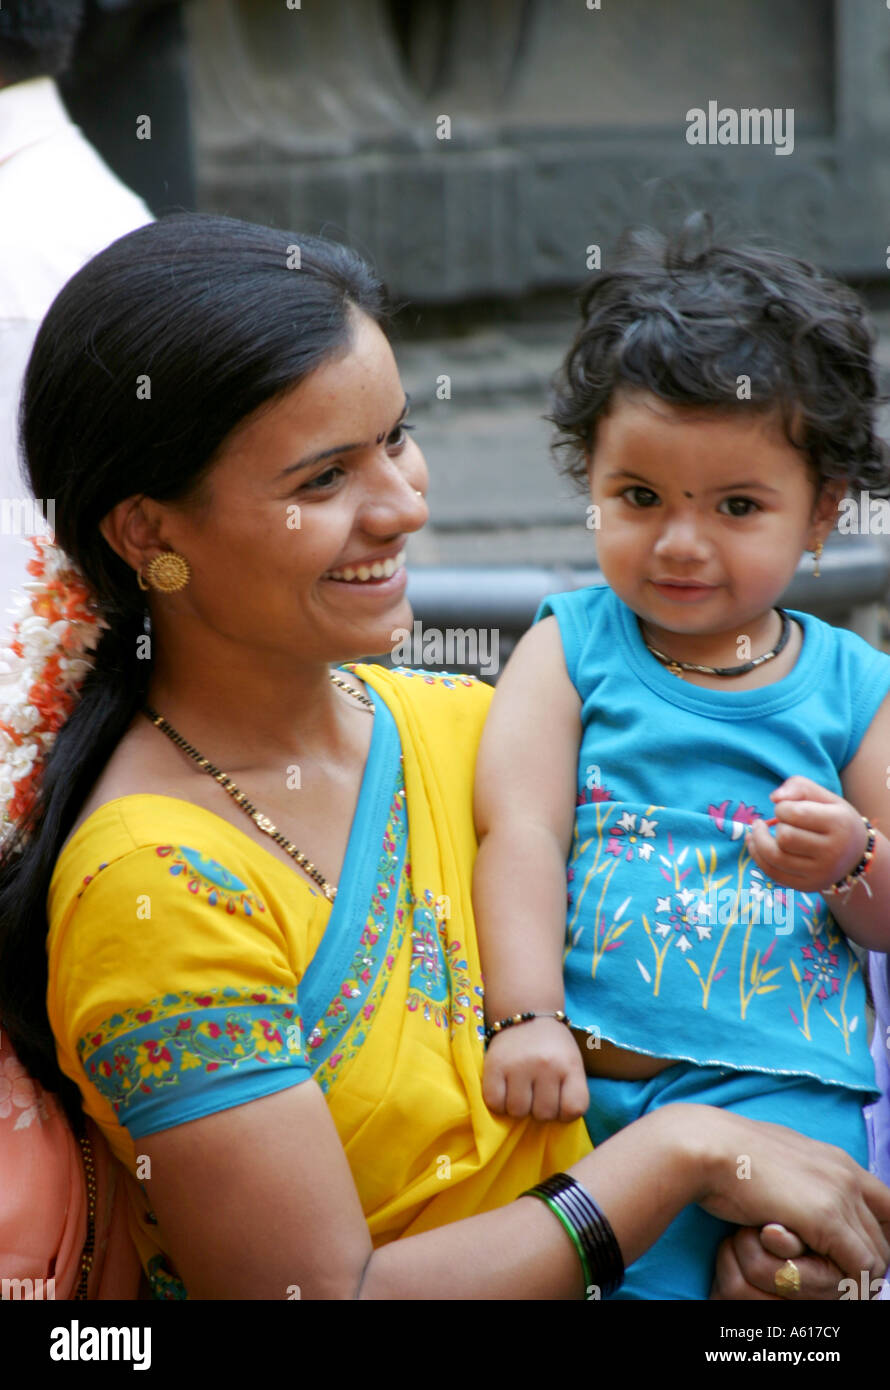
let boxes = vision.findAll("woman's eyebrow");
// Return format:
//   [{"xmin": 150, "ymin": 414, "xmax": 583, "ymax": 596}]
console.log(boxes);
[{"xmin": 276, "ymin": 395, "xmax": 410, "ymax": 480}]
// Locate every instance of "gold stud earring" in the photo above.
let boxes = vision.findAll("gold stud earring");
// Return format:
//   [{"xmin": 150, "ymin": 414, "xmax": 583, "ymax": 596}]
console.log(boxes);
[
  {"xmin": 136, "ymin": 550, "xmax": 191, "ymax": 592},
  {"xmin": 812, "ymin": 539, "xmax": 823, "ymax": 579}
]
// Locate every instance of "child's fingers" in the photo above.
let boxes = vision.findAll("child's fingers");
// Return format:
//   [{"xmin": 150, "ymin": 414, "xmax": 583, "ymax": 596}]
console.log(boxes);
[
  {"xmin": 481, "ymin": 1059, "xmax": 508, "ymax": 1115},
  {"xmin": 766, "ymin": 822, "xmax": 827, "ymax": 859},
  {"xmin": 770, "ymin": 776, "xmax": 837, "ymax": 805},
  {"xmin": 530, "ymin": 1073, "xmax": 563, "ymax": 1124},
  {"xmin": 503, "ymin": 1071, "xmax": 535, "ymax": 1119},
  {"xmin": 746, "ymin": 819, "xmax": 814, "ymax": 871},
  {"xmin": 758, "ymin": 1223, "xmax": 807, "ymax": 1259},
  {"xmin": 771, "ymin": 799, "xmax": 846, "ymax": 834},
  {"xmin": 560, "ymin": 1067, "xmax": 592, "ymax": 1124}
]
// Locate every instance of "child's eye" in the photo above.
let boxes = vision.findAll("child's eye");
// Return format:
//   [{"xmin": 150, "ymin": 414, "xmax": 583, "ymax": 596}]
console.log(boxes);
[
  {"xmin": 719, "ymin": 496, "xmax": 759, "ymax": 517},
  {"xmin": 623, "ymin": 485, "xmax": 659, "ymax": 508}
]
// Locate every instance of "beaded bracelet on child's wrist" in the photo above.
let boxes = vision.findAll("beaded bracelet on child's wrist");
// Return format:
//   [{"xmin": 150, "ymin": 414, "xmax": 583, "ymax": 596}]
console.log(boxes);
[
  {"xmin": 822, "ymin": 816, "xmax": 877, "ymax": 898},
  {"xmin": 483, "ymin": 1009, "xmax": 571, "ymax": 1049}
]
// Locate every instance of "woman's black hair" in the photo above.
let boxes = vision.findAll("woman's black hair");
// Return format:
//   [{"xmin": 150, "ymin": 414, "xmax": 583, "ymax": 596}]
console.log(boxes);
[
  {"xmin": 0, "ymin": 212, "xmax": 388, "ymax": 1129},
  {"xmin": 548, "ymin": 212, "xmax": 890, "ymax": 495}
]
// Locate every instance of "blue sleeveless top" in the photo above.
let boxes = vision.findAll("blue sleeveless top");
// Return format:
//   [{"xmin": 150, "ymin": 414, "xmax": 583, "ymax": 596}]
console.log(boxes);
[{"xmin": 535, "ymin": 585, "xmax": 890, "ymax": 1095}]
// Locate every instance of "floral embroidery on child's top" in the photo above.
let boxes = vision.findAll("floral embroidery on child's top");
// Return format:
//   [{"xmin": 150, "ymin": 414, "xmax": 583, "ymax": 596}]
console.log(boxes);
[
  {"xmin": 568, "ymin": 785, "xmax": 869, "ymax": 1055},
  {"xmin": 788, "ymin": 895, "xmax": 861, "ymax": 1055},
  {"xmin": 606, "ymin": 811, "xmax": 658, "ymax": 862},
  {"xmin": 155, "ymin": 845, "xmax": 267, "ymax": 916}
]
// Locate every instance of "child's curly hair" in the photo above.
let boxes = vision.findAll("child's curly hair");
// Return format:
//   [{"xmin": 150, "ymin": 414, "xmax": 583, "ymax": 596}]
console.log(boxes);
[{"xmin": 548, "ymin": 213, "xmax": 890, "ymax": 496}]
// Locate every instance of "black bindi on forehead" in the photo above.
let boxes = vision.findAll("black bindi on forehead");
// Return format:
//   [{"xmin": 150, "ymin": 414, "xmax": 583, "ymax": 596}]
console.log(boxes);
[{"xmin": 683, "ymin": 490, "xmax": 694, "ymax": 499}]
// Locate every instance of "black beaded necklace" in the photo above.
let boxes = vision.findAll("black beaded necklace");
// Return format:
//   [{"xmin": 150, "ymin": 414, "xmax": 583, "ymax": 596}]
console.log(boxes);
[{"xmin": 641, "ymin": 607, "xmax": 791, "ymax": 679}]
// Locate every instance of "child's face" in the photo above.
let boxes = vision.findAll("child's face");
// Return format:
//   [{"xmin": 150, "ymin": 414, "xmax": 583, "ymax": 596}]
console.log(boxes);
[{"xmin": 586, "ymin": 389, "xmax": 842, "ymax": 642}]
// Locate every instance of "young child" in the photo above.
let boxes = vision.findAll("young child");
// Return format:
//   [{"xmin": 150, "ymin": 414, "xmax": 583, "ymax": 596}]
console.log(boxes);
[{"xmin": 472, "ymin": 223, "xmax": 890, "ymax": 1300}]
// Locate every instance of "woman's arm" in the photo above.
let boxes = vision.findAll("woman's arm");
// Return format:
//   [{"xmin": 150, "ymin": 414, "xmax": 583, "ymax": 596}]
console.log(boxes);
[
  {"xmin": 472, "ymin": 616, "xmax": 590, "ymax": 1121},
  {"xmin": 140, "ymin": 1083, "xmax": 890, "ymax": 1299}
]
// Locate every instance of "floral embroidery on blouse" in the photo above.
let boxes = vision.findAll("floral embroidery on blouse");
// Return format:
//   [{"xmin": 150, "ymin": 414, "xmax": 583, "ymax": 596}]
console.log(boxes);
[
  {"xmin": 155, "ymin": 845, "xmax": 267, "ymax": 916},
  {"xmin": 77, "ymin": 984, "xmax": 304, "ymax": 1121},
  {"xmin": 77, "ymin": 846, "xmax": 267, "ymax": 917}
]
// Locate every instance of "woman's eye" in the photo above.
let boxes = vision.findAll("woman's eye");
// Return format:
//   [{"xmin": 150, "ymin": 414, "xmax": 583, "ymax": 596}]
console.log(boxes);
[
  {"xmin": 302, "ymin": 465, "xmax": 343, "ymax": 492},
  {"xmin": 624, "ymin": 485, "xmax": 659, "ymax": 508},
  {"xmin": 720, "ymin": 496, "xmax": 758, "ymax": 517},
  {"xmin": 387, "ymin": 422, "xmax": 415, "ymax": 450}
]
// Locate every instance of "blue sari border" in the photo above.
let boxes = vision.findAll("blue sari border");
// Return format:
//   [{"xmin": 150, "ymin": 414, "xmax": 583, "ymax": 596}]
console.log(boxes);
[{"xmin": 298, "ymin": 679, "xmax": 404, "ymax": 1035}]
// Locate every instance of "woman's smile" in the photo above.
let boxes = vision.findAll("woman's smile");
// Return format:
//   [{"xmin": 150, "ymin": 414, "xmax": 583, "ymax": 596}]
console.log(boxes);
[
  {"xmin": 324, "ymin": 545, "xmax": 407, "ymax": 585},
  {"xmin": 322, "ymin": 545, "xmax": 409, "ymax": 605}
]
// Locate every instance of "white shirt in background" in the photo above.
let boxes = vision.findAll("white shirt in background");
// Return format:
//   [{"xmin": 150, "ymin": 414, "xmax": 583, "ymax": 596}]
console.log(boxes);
[{"xmin": 0, "ymin": 75, "xmax": 153, "ymax": 628}]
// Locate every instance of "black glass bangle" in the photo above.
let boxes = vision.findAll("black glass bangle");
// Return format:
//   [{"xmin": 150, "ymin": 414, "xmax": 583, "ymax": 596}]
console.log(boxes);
[{"xmin": 523, "ymin": 1172, "xmax": 624, "ymax": 1297}]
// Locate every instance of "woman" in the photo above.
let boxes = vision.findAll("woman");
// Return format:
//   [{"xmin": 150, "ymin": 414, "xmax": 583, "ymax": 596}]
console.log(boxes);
[{"xmin": 1, "ymin": 213, "xmax": 887, "ymax": 1300}]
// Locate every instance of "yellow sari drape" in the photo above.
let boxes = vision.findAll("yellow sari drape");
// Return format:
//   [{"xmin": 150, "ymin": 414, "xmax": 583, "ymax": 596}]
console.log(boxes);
[{"xmin": 47, "ymin": 665, "xmax": 591, "ymax": 1296}]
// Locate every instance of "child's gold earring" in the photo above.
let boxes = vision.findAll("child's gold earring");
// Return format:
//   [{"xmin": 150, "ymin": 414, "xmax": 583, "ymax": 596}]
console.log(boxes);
[{"xmin": 811, "ymin": 539, "xmax": 823, "ymax": 578}]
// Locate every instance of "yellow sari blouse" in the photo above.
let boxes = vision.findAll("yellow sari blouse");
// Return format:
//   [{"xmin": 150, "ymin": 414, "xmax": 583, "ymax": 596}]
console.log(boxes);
[{"xmin": 47, "ymin": 665, "xmax": 591, "ymax": 1297}]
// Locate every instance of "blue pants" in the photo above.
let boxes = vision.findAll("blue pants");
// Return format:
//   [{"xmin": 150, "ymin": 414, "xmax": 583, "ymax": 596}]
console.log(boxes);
[{"xmin": 585, "ymin": 1062, "xmax": 870, "ymax": 1300}]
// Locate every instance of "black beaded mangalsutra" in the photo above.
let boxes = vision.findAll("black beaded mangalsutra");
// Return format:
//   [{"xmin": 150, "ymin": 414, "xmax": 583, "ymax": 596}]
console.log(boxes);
[{"xmin": 141, "ymin": 670, "xmax": 373, "ymax": 901}]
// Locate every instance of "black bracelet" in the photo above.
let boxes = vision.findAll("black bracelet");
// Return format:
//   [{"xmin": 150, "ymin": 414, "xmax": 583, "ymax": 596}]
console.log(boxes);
[
  {"xmin": 483, "ymin": 1008, "xmax": 570, "ymax": 1048},
  {"xmin": 522, "ymin": 1172, "xmax": 624, "ymax": 1298},
  {"xmin": 822, "ymin": 815, "xmax": 877, "ymax": 897}
]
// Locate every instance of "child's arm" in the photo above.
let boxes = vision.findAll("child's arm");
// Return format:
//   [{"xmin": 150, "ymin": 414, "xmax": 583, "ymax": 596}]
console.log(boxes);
[
  {"xmin": 473, "ymin": 616, "xmax": 590, "ymax": 1123},
  {"xmin": 745, "ymin": 693, "xmax": 890, "ymax": 949}
]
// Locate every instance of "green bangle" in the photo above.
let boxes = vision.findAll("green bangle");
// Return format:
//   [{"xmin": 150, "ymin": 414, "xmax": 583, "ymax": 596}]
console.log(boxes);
[{"xmin": 524, "ymin": 1190, "xmax": 593, "ymax": 1296}]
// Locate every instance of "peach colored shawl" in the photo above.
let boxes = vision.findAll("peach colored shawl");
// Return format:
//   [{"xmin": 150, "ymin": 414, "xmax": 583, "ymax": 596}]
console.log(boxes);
[{"xmin": 0, "ymin": 1031, "xmax": 141, "ymax": 1299}]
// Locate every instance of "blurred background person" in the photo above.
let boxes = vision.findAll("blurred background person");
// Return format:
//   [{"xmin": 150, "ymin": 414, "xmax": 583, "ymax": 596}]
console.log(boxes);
[{"xmin": 0, "ymin": 0, "xmax": 156, "ymax": 617}]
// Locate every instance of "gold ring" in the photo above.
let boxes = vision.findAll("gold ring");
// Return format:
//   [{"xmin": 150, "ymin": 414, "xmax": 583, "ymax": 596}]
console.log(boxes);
[{"xmin": 774, "ymin": 1259, "xmax": 801, "ymax": 1295}]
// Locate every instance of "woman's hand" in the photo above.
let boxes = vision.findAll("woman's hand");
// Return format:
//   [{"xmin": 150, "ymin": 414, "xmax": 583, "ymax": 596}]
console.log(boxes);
[
  {"xmin": 685, "ymin": 1106, "xmax": 890, "ymax": 1288},
  {"xmin": 711, "ymin": 1224, "xmax": 850, "ymax": 1300}
]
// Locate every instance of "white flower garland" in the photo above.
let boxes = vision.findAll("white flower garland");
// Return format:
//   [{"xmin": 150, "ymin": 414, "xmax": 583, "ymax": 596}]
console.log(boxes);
[{"xmin": 0, "ymin": 535, "xmax": 107, "ymax": 849}]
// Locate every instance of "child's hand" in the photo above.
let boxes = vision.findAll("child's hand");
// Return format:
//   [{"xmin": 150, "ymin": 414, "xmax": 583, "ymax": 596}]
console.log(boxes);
[
  {"xmin": 744, "ymin": 776, "xmax": 869, "ymax": 892},
  {"xmin": 482, "ymin": 1018, "xmax": 590, "ymax": 1123}
]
